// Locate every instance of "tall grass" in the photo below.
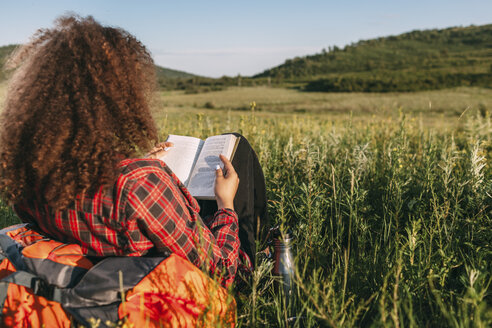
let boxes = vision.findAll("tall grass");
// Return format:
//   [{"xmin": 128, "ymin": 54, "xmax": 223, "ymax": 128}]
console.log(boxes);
[
  {"xmin": 0, "ymin": 85, "xmax": 490, "ymax": 326},
  {"xmin": 149, "ymin": 106, "xmax": 491, "ymax": 327}
]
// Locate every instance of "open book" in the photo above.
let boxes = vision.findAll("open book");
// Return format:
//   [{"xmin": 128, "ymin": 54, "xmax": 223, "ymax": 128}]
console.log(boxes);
[{"xmin": 157, "ymin": 134, "xmax": 240, "ymax": 199}]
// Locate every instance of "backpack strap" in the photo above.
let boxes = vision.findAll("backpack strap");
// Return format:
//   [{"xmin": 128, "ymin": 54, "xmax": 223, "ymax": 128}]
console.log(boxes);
[
  {"xmin": 0, "ymin": 234, "xmax": 28, "ymax": 271},
  {"xmin": 0, "ymin": 282, "xmax": 9, "ymax": 316},
  {"xmin": 0, "ymin": 269, "xmax": 57, "ymax": 297},
  {"xmin": 2, "ymin": 270, "xmax": 40, "ymax": 289},
  {"xmin": 0, "ymin": 270, "xmax": 50, "ymax": 322}
]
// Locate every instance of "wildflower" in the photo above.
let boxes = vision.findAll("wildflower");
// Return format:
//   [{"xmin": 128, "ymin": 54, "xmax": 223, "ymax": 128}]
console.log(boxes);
[{"xmin": 250, "ymin": 101, "xmax": 256, "ymax": 111}]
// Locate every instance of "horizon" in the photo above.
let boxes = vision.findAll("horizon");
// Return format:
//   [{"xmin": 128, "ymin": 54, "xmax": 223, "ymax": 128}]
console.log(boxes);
[{"xmin": 1, "ymin": 0, "xmax": 491, "ymax": 78}]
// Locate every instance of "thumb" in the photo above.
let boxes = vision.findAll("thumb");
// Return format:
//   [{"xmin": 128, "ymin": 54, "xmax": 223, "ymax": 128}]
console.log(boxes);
[{"xmin": 215, "ymin": 165, "xmax": 223, "ymax": 179}]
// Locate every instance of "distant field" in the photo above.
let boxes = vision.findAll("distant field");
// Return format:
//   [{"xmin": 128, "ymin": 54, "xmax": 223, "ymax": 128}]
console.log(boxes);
[
  {"xmin": 158, "ymin": 86, "xmax": 491, "ymax": 126},
  {"xmin": 1, "ymin": 83, "xmax": 490, "ymax": 124}
]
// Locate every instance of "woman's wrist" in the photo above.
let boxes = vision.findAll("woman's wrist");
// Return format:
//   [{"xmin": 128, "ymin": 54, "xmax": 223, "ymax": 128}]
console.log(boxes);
[
  {"xmin": 218, "ymin": 206, "xmax": 235, "ymax": 211},
  {"xmin": 218, "ymin": 207, "xmax": 235, "ymax": 213},
  {"xmin": 217, "ymin": 200, "xmax": 234, "ymax": 211}
]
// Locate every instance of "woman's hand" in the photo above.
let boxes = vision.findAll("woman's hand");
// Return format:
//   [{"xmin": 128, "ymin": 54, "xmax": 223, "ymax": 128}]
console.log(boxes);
[
  {"xmin": 146, "ymin": 142, "xmax": 174, "ymax": 159},
  {"xmin": 215, "ymin": 154, "xmax": 239, "ymax": 210}
]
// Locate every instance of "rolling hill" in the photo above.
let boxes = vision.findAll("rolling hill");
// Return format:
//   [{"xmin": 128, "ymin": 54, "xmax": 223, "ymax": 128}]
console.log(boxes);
[
  {"xmin": 254, "ymin": 24, "xmax": 492, "ymax": 91},
  {"xmin": 155, "ymin": 65, "xmax": 196, "ymax": 79}
]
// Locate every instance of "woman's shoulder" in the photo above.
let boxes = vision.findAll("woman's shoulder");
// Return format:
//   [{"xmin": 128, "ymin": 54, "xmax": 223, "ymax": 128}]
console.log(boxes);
[{"xmin": 118, "ymin": 158, "xmax": 173, "ymax": 181}]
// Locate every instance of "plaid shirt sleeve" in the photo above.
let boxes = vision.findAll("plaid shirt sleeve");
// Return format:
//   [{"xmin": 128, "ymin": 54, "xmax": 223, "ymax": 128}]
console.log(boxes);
[{"xmin": 124, "ymin": 163, "xmax": 240, "ymax": 287}]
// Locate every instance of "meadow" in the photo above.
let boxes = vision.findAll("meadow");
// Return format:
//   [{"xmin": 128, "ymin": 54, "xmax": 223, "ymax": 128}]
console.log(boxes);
[{"xmin": 0, "ymin": 84, "xmax": 491, "ymax": 327}]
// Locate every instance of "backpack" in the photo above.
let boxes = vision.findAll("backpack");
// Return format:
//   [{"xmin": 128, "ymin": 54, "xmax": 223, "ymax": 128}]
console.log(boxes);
[{"xmin": 0, "ymin": 224, "xmax": 236, "ymax": 327}]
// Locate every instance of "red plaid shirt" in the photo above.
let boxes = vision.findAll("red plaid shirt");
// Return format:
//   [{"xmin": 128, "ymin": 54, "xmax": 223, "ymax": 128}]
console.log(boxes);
[{"xmin": 14, "ymin": 158, "xmax": 240, "ymax": 286}]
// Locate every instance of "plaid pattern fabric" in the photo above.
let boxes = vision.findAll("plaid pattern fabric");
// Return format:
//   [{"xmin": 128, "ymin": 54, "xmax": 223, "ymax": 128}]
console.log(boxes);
[{"xmin": 14, "ymin": 158, "xmax": 240, "ymax": 286}]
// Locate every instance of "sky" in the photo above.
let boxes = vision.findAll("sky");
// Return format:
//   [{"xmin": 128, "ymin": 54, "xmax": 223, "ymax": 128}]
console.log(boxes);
[{"xmin": 1, "ymin": 0, "xmax": 491, "ymax": 77}]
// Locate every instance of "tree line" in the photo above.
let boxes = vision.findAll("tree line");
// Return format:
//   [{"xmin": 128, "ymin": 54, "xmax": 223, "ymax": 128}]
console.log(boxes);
[{"xmin": 304, "ymin": 71, "xmax": 492, "ymax": 92}]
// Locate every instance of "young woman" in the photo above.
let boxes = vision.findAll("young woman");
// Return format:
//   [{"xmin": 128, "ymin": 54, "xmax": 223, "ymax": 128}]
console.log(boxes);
[{"xmin": 0, "ymin": 15, "xmax": 266, "ymax": 287}]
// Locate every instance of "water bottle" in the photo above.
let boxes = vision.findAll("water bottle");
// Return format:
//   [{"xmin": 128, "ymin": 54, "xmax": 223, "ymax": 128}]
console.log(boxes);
[{"xmin": 272, "ymin": 229, "xmax": 295, "ymax": 312}]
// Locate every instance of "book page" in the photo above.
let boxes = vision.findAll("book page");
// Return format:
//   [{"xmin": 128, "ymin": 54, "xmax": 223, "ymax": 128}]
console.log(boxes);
[
  {"xmin": 187, "ymin": 135, "xmax": 237, "ymax": 199},
  {"xmin": 158, "ymin": 135, "xmax": 204, "ymax": 186}
]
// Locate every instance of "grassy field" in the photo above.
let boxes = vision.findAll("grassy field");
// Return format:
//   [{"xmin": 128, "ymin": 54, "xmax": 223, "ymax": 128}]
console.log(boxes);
[
  {"xmin": 157, "ymin": 86, "xmax": 492, "ymax": 129},
  {"xmin": 0, "ymin": 84, "xmax": 491, "ymax": 326},
  {"xmin": 160, "ymin": 86, "xmax": 492, "ymax": 114}
]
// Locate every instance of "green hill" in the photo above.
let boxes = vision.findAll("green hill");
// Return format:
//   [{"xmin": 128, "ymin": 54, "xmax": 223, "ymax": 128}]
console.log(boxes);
[
  {"xmin": 255, "ymin": 24, "xmax": 492, "ymax": 92},
  {"xmin": 155, "ymin": 65, "xmax": 196, "ymax": 79},
  {"xmin": 0, "ymin": 44, "xmax": 196, "ymax": 82}
]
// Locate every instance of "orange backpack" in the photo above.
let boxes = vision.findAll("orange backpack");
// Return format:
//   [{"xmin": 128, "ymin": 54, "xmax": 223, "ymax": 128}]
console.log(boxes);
[{"xmin": 0, "ymin": 224, "xmax": 236, "ymax": 327}]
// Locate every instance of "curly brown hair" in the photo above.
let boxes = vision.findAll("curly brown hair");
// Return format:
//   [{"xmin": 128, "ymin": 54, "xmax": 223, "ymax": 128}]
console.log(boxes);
[{"xmin": 0, "ymin": 15, "xmax": 158, "ymax": 209}]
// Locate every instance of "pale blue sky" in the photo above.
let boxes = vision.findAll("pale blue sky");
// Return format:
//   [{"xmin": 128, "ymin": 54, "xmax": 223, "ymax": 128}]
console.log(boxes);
[{"xmin": 1, "ymin": 1, "xmax": 491, "ymax": 77}]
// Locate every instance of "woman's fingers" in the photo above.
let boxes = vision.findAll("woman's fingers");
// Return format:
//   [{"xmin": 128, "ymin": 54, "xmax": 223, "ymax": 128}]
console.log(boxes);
[
  {"xmin": 155, "ymin": 141, "xmax": 174, "ymax": 151},
  {"xmin": 219, "ymin": 154, "xmax": 235, "ymax": 177},
  {"xmin": 146, "ymin": 142, "xmax": 174, "ymax": 159},
  {"xmin": 215, "ymin": 164, "xmax": 224, "ymax": 178},
  {"xmin": 163, "ymin": 141, "xmax": 174, "ymax": 149},
  {"xmin": 215, "ymin": 155, "xmax": 239, "ymax": 210}
]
